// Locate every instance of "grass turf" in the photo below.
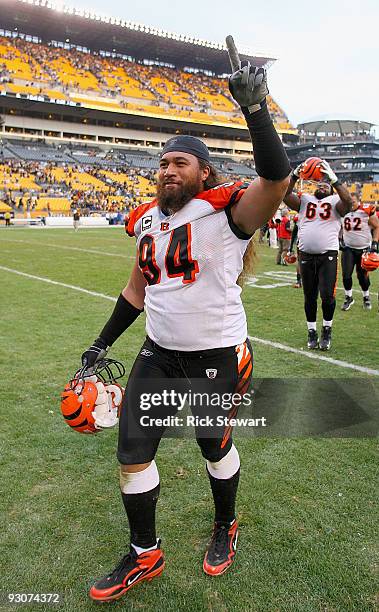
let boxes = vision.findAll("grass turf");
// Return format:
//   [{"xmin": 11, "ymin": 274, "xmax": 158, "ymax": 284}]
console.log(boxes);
[{"xmin": 0, "ymin": 227, "xmax": 377, "ymax": 611}]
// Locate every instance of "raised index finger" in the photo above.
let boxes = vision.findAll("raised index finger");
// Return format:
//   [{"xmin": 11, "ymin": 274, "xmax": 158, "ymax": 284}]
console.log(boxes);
[{"xmin": 226, "ymin": 35, "xmax": 241, "ymax": 72}]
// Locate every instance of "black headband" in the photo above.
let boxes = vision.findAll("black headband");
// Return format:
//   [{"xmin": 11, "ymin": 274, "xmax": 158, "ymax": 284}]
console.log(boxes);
[{"xmin": 160, "ymin": 135, "xmax": 210, "ymax": 162}]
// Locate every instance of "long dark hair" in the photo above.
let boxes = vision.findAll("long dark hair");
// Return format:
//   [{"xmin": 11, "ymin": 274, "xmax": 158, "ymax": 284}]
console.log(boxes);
[
  {"xmin": 198, "ymin": 159, "xmax": 256, "ymax": 285},
  {"xmin": 198, "ymin": 159, "xmax": 225, "ymax": 190}
]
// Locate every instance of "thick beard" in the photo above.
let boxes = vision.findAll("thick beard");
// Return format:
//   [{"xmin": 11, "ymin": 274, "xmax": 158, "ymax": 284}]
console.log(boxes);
[{"xmin": 156, "ymin": 174, "xmax": 203, "ymax": 213}]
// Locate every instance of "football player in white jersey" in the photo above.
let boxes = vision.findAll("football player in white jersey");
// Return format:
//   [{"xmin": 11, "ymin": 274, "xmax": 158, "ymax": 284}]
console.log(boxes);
[
  {"xmin": 284, "ymin": 160, "xmax": 353, "ymax": 350},
  {"xmin": 341, "ymin": 193, "xmax": 379, "ymax": 310},
  {"xmin": 79, "ymin": 62, "xmax": 291, "ymax": 601}
]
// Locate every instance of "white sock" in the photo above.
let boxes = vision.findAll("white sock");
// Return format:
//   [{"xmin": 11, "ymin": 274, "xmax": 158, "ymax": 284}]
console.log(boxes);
[
  {"xmin": 362, "ymin": 290, "xmax": 370, "ymax": 298},
  {"xmin": 131, "ymin": 540, "xmax": 158, "ymax": 555},
  {"xmin": 307, "ymin": 322, "xmax": 316, "ymax": 331},
  {"xmin": 345, "ymin": 290, "xmax": 353, "ymax": 297},
  {"xmin": 323, "ymin": 320, "xmax": 333, "ymax": 327}
]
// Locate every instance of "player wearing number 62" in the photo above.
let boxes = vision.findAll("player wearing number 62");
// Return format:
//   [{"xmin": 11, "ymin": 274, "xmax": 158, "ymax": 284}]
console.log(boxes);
[
  {"xmin": 340, "ymin": 193, "xmax": 379, "ymax": 311},
  {"xmin": 80, "ymin": 52, "xmax": 291, "ymax": 602},
  {"xmin": 284, "ymin": 160, "xmax": 353, "ymax": 351}
]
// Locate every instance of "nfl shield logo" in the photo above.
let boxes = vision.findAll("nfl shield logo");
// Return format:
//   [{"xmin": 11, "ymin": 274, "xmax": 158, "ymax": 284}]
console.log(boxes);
[{"xmin": 206, "ymin": 369, "xmax": 218, "ymax": 379}]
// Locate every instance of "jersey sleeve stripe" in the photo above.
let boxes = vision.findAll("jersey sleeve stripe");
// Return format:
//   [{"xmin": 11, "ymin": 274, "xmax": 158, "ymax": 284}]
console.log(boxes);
[
  {"xmin": 126, "ymin": 200, "xmax": 158, "ymax": 237},
  {"xmin": 225, "ymin": 203, "xmax": 253, "ymax": 240}
]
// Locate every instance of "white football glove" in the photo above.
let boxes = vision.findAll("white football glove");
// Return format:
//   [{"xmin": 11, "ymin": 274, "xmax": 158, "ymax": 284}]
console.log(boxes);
[
  {"xmin": 320, "ymin": 160, "xmax": 338, "ymax": 184},
  {"xmin": 293, "ymin": 163, "xmax": 303, "ymax": 179},
  {"xmin": 86, "ymin": 375, "xmax": 123, "ymax": 429}
]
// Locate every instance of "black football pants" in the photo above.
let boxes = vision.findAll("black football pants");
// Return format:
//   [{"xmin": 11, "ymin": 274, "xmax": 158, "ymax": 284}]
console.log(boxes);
[
  {"xmin": 299, "ymin": 250, "xmax": 338, "ymax": 322},
  {"xmin": 341, "ymin": 247, "xmax": 370, "ymax": 292},
  {"xmin": 117, "ymin": 337, "xmax": 253, "ymax": 465}
]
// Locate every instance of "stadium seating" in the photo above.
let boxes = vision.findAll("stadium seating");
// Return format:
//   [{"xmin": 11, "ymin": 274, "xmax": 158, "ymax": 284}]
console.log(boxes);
[
  {"xmin": 361, "ymin": 182, "xmax": 379, "ymax": 202},
  {"xmin": 0, "ymin": 200, "xmax": 12, "ymax": 212},
  {"xmin": 0, "ymin": 138, "xmax": 259, "ymax": 215},
  {"xmin": 0, "ymin": 35, "xmax": 293, "ymax": 132},
  {"xmin": 35, "ymin": 196, "xmax": 71, "ymax": 212}
]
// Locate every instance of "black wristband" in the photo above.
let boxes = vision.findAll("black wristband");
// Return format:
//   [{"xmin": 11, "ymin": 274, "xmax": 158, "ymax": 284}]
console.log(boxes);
[
  {"xmin": 371, "ymin": 241, "xmax": 378, "ymax": 253},
  {"xmin": 333, "ymin": 180, "xmax": 341, "ymax": 188},
  {"xmin": 242, "ymin": 101, "xmax": 291, "ymax": 181},
  {"xmin": 99, "ymin": 293, "xmax": 143, "ymax": 346}
]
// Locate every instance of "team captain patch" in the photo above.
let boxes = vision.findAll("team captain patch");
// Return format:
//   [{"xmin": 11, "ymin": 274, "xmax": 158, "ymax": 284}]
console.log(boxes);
[{"xmin": 142, "ymin": 216, "xmax": 152, "ymax": 231}]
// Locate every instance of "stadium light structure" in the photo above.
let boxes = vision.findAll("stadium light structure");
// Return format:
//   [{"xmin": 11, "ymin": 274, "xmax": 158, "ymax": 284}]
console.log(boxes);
[{"xmin": 17, "ymin": 0, "xmax": 273, "ymax": 58}]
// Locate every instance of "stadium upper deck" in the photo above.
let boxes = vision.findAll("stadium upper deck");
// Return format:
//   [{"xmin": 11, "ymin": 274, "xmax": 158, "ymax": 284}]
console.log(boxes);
[
  {"xmin": 0, "ymin": 0, "xmax": 295, "ymax": 144},
  {"xmin": 286, "ymin": 119, "xmax": 379, "ymax": 183}
]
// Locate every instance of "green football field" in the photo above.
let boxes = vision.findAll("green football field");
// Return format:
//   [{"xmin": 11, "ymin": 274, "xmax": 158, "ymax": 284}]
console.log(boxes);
[{"xmin": 0, "ymin": 227, "xmax": 377, "ymax": 612}]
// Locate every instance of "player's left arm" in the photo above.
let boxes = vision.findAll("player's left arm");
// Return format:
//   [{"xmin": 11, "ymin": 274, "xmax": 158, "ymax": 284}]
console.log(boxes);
[
  {"xmin": 227, "ymin": 61, "xmax": 291, "ymax": 234},
  {"xmin": 319, "ymin": 160, "xmax": 353, "ymax": 217},
  {"xmin": 334, "ymin": 183, "xmax": 353, "ymax": 217},
  {"xmin": 368, "ymin": 213, "xmax": 379, "ymax": 250}
]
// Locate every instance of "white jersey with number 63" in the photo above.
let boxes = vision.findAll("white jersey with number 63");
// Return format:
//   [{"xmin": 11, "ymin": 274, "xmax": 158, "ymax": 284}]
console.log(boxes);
[{"xmin": 298, "ymin": 193, "xmax": 342, "ymax": 254}]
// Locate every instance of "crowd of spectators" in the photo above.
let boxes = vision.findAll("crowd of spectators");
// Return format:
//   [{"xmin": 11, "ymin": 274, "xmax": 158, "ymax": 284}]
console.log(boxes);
[
  {"xmin": 0, "ymin": 34, "xmax": 292, "ymax": 129},
  {"xmin": 0, "ymin": 158, "xmax": 157, "ymax": 215}
]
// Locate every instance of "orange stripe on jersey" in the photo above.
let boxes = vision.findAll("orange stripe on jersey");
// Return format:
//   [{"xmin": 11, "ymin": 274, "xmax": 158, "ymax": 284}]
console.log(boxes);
[
  {"xmin": 126, "ymin": 199, "xmax": 158, "ymax": 237},
  {"xmin": 196, "ymin": 181, "xmax": 247, "ymax": 210},
  {"xmin": 359, "ymin": 203, "xmax": 376, "ymax": 217},
  {"xmin": 220, "ymin": 342, "xmax": 253, "ymax": 449},
  {"xmin": 333, "ymin": 265, "xmax": 338, "ymax": 298}
]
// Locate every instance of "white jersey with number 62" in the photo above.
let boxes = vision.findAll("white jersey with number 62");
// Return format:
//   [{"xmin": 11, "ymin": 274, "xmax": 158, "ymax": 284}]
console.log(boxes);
[{"xmin": 342, "ymin": 203, "xmax": 375, "ymax": 249}]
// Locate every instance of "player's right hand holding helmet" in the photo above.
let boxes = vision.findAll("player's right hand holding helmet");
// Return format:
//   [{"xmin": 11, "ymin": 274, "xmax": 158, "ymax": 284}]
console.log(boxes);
[
  {"xmin": 81, "ymin": 337, "xmax": 108, "ymax": 372},
  {"xmin": 61, "ymin": 358, "xmax": 125, "ymax": 433}
]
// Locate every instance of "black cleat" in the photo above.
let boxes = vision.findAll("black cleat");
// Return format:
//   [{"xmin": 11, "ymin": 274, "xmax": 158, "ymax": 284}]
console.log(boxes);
[
  {"xmin": 319, "ymin": 326, "xmax": 332, "ymax": 351},
  {"xmin": 363, "ymin": 296, "xmax": 372, "ymax": 310},
  {"xmin": 89, "ymin": 542, "xmax": 164, "ymax": 602},
  {"xmin": 307, "ymin": 329, "xmax": 319, "ymax": 350},
  {"xmin": 203, "ymin": 519, "xmax": 239, "ymax": 576},
  {"xmin": 341, "ymin": 296, "xmax": 354, "ymax": 311}
]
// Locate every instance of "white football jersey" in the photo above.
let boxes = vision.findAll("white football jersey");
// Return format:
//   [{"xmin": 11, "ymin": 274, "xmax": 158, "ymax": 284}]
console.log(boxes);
[
  {"xmin": 126, "ymin": 182, "xmax": 252, "ymax": 351},
  {"xmin": 342, "ymin": 203, "xmax": 375, "ymax": 249},
  {"xmin": 298, "ymin": 193, "xmax": 342, "ymax": 254}
]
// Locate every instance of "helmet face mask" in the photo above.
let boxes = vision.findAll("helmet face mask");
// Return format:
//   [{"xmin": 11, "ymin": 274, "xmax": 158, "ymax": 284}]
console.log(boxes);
[
  {"xmin": 74, "ymin": 358, "xmax": 125, "ymax": 387},
  {"xmin": 61, "ymin": 358, "xmax": 125, "ymax": 434}
]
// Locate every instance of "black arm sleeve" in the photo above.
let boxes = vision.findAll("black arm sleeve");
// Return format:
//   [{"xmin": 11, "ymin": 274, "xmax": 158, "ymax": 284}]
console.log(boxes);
[
  {"xmin": 99, "ymin": 293, "xmax": 143, "ymax": 346},
  {"xmin": 242, "ymin": 101, "xmax": 291, "ymax": 181}
]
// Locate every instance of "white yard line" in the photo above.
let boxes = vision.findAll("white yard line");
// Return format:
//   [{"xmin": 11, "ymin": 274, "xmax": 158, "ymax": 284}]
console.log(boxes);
[
  {"xmin": 248, "ymin": 336, "xmax": 379, "ymax": 376},
  {"xmin": 0, "ymin": 265, "xmax": 117, "ymax": 302},
  {"xmin": 0, "ymin": 238, "xmax": 134, "ymax": 259},
  {"xmin": 1, "ymin": 264, "xmax": 378, "ymax": 376}
]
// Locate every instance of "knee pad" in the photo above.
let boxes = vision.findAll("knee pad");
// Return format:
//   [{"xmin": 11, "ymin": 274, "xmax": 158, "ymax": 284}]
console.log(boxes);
[
  {"xmin": 321, "ymin": 296, "xmax": 335, "ymax": 306},
  {"xmin": 206, "ymin": 444, "xmax": 240, "ymax": 480},
  {"xmin": 119, "ymin": 460, "xmax": 159, "ymax": 494}
]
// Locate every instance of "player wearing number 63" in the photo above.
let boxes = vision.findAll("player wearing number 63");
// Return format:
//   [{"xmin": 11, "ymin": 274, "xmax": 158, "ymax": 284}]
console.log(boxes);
[
  {"xmin": 80, "ymin": 57, "xmax": 291, "ymax": 602},
  {"xmin": 284, "ymin": 160, "xmax": 353, "ymax": 351}
]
